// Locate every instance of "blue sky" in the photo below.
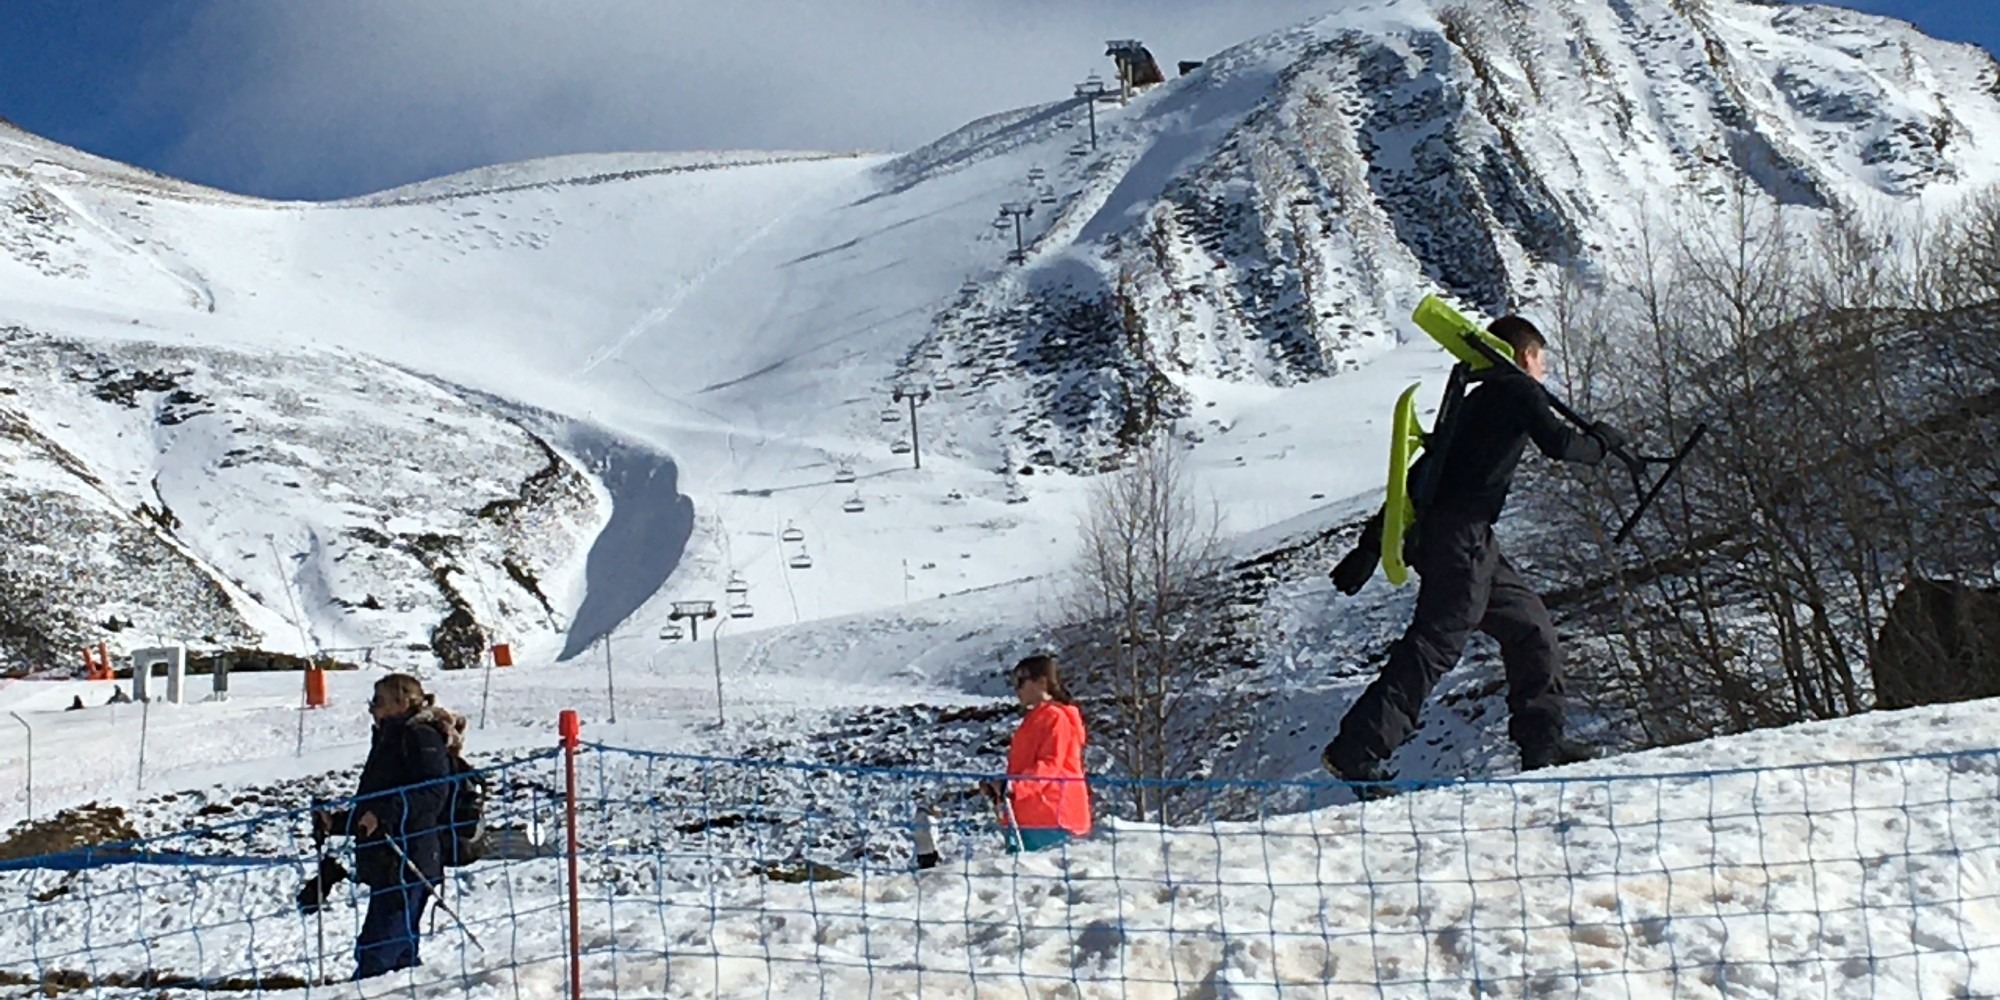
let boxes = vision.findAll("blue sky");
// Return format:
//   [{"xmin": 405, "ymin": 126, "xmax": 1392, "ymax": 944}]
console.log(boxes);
[{"xmin": 0, "ymin": 0, "xmax": 1991, "ymax": 202}]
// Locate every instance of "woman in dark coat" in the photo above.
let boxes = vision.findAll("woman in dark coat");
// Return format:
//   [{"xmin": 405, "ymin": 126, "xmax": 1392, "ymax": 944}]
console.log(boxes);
[{"xmin": 316, "ymin": 673, "xmax": 454, "ymax": 980}]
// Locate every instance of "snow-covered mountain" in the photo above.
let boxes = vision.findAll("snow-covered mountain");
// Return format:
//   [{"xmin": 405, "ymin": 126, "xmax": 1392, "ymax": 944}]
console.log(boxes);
[
  {"xmin": 3, "ymin": 0, "xmax": 1998, "ymax": 682},
  {"xmin": 908, "ymin": 0, "xmax": 2000, "ymax": 466}
]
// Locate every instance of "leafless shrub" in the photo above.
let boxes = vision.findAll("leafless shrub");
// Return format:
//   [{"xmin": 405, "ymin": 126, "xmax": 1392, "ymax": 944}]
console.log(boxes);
[
  {"xmin": 1062, "ymin": 432, "xmax": 1225, "ymax": 823},
  {"xmin": 1538, "ymin": 181, "xmax": 2000, "ymax": 745}
]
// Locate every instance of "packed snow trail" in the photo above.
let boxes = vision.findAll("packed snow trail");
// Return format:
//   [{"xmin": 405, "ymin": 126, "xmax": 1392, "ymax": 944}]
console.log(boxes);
[{"xmin": 556, "ymin": 429, "xmax": 693, "ymax": 660}]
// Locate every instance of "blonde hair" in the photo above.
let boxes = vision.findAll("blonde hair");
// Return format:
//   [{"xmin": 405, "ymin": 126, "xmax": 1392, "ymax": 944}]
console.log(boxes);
[{"xmin": 373, "ymin": 673, "xmax": 427, "ymax": 712}]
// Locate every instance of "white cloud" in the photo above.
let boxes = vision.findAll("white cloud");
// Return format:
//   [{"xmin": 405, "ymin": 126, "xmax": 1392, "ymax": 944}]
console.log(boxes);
[{"xmin": 137, "ymin": 0, "xmax": 1336, "ymax": 199}]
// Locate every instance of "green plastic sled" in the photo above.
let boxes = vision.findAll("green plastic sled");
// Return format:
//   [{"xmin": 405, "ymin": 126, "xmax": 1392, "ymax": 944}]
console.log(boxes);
[
  {"xmin": 1412, "ymin": 295, "xmax": 1515, "ymax": 370},
  {"xmin": 1381, "ymin": 383, "xmax": 1424, "ymax": 586},
  {"xmin": 1374, "ymin": 297, "xmax": 1516, "ymax": 586}
]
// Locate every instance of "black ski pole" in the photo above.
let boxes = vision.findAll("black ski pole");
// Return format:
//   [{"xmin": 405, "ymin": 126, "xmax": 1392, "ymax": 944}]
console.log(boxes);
[
  {"xmin": 1455, "ymin": 330, "xmax": 1706, "ymax": 540},
  {"xmin": 310, "ymin": 805, "xmax": 327, "ymax": 982}
]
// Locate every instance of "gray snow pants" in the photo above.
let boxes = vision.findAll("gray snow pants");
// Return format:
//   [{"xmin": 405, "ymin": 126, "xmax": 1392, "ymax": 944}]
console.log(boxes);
[{"xmin": 1327, "ymin": 512, "xmax": 1567, "ymax": 770}]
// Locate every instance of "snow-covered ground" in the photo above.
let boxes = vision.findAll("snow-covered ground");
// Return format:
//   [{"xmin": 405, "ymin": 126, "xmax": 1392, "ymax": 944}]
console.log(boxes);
[{"xmin": 4, "ymin": 694, "xmax": 1996, "ymax": 998}]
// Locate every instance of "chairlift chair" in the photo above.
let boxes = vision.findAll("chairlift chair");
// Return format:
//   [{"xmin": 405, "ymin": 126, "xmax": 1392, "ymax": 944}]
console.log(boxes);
[
  {"xmin": 1027, "ymin": 166, "xmax": 1046, "ymax": 182},
  {"xmin": 834, "ymin": 466, "xmax": 857, "ymax": 484},
  {"xmin": 843, "ymin": 495, "xmax": 866, "ymax": 514},
  {"xmin": 729, "ymin": 602, "xmax": 755, "ymax": 620},
  {"xmin": 881, "ymin": 408, "xmax": 903, "ymax": 423},
  {"xmin": 660, "ymin": 624, "xmax": 685, "ymax": 642},
  {"xmin": 934, "ymin": 376, "xmax": 957, "ymax": 391},
  {"xmin": 891, "ymin": 439, "xmax": 912, "ymax": 455},
  {"xmin": 781, "ymin": 523, "xmax": 806, "ymax": 544},
  {"xmin": 991, "ymin": 217, "xmax": 1012, "ymax": 231},
  {"xmin": 1040, "ymin": 190, "xmax": 1058, "ymax": 206},
  {"xmin": 725, "ymin": 575, "xmax": 749, "ymax": 599},
  {"xmin": 960, "ymin": 279, "xmax": 980, "ymax": 296},
  {"xmin": 788, "ymin": 549, "xmax": 815, "ymax": 570},
  {"xmin": 1067, "ymin": 143, "xmax": 1088, "ymax": 158}
]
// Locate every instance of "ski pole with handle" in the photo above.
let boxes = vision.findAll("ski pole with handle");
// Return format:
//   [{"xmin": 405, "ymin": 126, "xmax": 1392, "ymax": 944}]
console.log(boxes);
[
  {"xmin": 1453, "ymin": 329, "xmax": 1708, "ymax": 543},
  {"xmin": 981, "ymin": 780, "xmax": 1023, "ymax": 853},
  {"xmin": 384, "ymin": 836, "xmax": 485, "ymax": 953},
  {"xmin": 310, "ymin": 804, "xmax": 327, "ymax": 982}
]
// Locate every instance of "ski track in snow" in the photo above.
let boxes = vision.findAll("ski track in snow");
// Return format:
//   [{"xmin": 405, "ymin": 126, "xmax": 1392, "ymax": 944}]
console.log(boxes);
[
  {"xmin": 572, "ymin": 184, "xmax": 821, "ymax": 380},
  {"xmin": 30, "ymin": 175, "xmax": 216, "ymax": 313}
]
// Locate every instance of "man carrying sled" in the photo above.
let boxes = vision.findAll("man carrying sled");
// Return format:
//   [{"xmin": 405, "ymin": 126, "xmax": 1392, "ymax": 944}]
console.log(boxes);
[{"xmin": 1322, "ymin": 316, "xmax": 1629, "ymax": 794}]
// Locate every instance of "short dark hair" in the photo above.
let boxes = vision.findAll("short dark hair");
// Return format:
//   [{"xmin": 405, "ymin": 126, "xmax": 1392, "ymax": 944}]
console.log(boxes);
[{"xmin": 1486, "ymin": 316, "xmax": 1546, "ymax": 359}]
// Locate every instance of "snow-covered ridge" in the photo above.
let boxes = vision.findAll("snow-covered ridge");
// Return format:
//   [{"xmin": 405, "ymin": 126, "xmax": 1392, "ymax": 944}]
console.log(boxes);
[
  {"xmin": 3, "ymin": 0, "xmax": 1999, "ymax": 670},
  {"xmin": 0, "ymin": 326, "xmax": 605, "ymax": 670},
  {"xmin": 873, "ymin": 0, "xmax": 2000, "ymax": 470},
  {"xmin": 0, "ymin": 121, "xmax": 258, "ymax": 205},
  {"xmin": 342, "ymin": 149, "xmax": 878, "ymax": 207}
]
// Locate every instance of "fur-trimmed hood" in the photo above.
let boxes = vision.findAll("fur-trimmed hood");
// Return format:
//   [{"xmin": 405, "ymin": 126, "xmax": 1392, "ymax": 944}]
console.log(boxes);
[{"xmin": 410, "ymin": 702, "xmax": 468, "ymax": 755}]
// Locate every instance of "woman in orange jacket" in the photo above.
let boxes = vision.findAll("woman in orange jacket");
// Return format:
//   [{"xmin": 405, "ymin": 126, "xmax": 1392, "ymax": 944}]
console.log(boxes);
[{"xmin": 984, "ymin": 655, "xmax": 1091, "ymax": 852}]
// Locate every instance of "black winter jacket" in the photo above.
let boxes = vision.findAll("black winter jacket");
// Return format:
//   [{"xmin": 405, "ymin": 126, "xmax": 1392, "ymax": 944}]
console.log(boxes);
[
  {"xmin": 338, "ymin": 709, "xmax": 452, "ymax": 888},
  {"xmin": 1424, "ymin": 366, "xmax": 1606, "ymax": 523}
]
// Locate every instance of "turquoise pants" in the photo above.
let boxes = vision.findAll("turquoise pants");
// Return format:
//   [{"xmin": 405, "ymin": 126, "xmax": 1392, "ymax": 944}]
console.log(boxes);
[{"xmin": 1006, "ymin": 828, "xmax": 1072, "ymax": 854}]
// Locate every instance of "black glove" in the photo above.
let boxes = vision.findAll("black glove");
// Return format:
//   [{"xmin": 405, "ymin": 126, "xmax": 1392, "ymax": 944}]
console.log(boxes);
[
  {"xmin": 1329, "ymin": 511, "xmax": 1384, "ymax": 595},
  {"xmin": 296, "ymin": 854, "xmax": 349, "ymax": 913},
  {"xmin": 1589, "ymin": 420, "xmax": 1629, "ymax": 453},
  {"xmin": 312, "ymin": 807, "xmax": 349, "ymax": 844},
  {"xmin": 1330, "ymin": 544, "xmax": 1377, "ymax": 595},
  {"xmin": 975, "ymin": 780, "xmax": 1003, "ymax": 803}
]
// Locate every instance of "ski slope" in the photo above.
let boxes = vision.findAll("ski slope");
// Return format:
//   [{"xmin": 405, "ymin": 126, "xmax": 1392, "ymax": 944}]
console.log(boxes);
[{"xmin": 7, "ymin": 0, "xmax": 2000, "ymax": 677}]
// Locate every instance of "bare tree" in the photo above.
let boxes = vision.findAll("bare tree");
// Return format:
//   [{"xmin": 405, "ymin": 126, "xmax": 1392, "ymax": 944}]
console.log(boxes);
[
  {"xmin": 1939, "ymin": 188, "xmax": 2000, "ymax": 306},
  {"xmin": 1064, "ymin": 431, "xmax": 1221, "ymax": 823},
  {"xmin": 1536, "ymin": 181, "xmax": 2000, "ymax": 746}
]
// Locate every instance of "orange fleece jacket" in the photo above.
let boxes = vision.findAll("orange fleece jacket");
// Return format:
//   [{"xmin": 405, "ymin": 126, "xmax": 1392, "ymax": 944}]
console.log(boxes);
[{"xmin": 1005, "ymin": 701, "xmax": 1092, "ymax": 835}]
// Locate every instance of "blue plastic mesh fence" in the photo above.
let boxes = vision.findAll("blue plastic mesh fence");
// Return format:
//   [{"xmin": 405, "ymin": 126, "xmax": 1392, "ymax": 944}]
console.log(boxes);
[
  {"xmin": 3, "ymin": 742, "xmax": 1997, "ymax": 998},
  {"xmin": 0, "ymin": 749, "xmax": 564, "ymax": 997}
]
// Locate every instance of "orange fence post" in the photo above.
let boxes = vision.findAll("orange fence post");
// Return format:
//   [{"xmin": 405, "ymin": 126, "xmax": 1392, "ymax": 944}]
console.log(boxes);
[
  {"xmin": 304, "ymin": 666, "xmax": 328, "ymax": 708},
  {"xmin": 81, "ymin": 645, "xmax": 113, "ymax": 681},
  {"xmin": 492, "ymin": 643, "xmax": 513, "ymax": 668},
  {"xmin": 561, "ymin": 709, "xmax": 583, "ymax": 1000}
]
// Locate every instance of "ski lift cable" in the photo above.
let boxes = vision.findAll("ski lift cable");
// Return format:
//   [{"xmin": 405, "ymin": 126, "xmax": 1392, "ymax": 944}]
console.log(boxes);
[
  {"xmin": 777, "ymin": 520, "xmax": 807, "ymax": 622},
  {"xmin": 730, "ymin": 462, "xmax": 834, "ymax": 604}
]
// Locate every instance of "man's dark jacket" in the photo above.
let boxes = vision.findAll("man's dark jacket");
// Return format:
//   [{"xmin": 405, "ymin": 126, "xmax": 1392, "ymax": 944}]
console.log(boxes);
[{"xmin": 1424, "ymin": 366, "xmax": 1606, "ymax": 523}]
